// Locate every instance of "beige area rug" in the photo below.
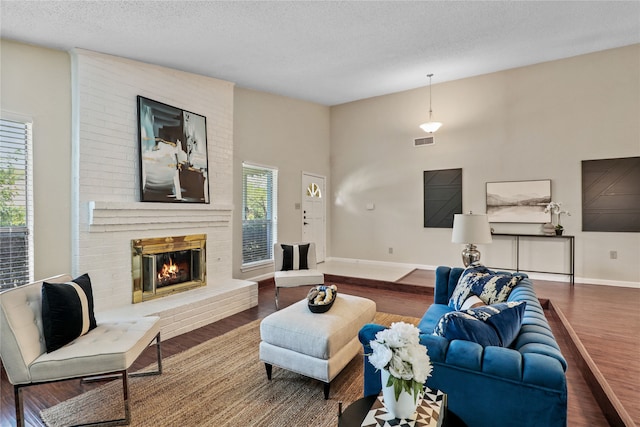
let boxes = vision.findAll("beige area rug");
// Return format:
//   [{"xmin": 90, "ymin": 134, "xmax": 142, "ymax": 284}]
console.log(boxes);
[{"xmin": 40, "ymin": 312, "xmax": 420, "ymax": 427}]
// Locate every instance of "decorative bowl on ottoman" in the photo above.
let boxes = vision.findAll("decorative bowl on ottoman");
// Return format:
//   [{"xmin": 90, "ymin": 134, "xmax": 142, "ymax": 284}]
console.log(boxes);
[{"xmin": 307, "ymin": 285, "xmax": 337, "ymax": 313}]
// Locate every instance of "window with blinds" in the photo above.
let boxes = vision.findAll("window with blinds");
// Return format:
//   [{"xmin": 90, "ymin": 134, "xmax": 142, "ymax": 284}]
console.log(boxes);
[
  {"xmin": 242, "ymin": 163, "xmax": 277, "ymax": 267},
  {"xmin": 0, "ymin": 118, "xmax": 33, "ymax": 289}
]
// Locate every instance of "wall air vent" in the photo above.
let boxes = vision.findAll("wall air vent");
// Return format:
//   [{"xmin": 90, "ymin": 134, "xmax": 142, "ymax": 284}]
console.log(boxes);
[{"xmin": 414, "ymin": 136, "xmax": 435, "ymax": 147}]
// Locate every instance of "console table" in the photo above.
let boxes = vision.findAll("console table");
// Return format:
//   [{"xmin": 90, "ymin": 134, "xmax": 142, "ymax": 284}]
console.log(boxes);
[{"xmin": 490, "ymin": 233, "xmax": 575, "ymax": 285}]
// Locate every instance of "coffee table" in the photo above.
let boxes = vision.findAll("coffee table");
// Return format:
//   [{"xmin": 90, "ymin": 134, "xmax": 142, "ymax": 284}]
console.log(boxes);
[{"xmin": 338, "ymin": 387, "xmax": 450, "ymax": 427}]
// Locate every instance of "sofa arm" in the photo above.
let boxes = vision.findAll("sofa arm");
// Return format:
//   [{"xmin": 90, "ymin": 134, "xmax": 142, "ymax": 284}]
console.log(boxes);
[{"xmin": 358, "ymin": 323, "xmax": 387, "ymax": 396}]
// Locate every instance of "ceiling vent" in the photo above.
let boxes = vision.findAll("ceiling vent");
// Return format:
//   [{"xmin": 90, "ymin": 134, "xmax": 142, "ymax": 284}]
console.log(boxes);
[{"xmin": 414, "ymin": 136, "xmax": 434, "ymax": 147}]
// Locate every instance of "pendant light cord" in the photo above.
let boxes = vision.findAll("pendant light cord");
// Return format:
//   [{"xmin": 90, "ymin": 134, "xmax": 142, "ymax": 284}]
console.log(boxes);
[{"xmin": 427, "ymin": 73, "xmax": 434, "ymax": 119}]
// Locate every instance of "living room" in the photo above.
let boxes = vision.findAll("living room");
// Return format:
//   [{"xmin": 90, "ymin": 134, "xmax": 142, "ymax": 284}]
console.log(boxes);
[{"xmin": 1, "ymin": 2, "xmax": 639, "ymax": 426}]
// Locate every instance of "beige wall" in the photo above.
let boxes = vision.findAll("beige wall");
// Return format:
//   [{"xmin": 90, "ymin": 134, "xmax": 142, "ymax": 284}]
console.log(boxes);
[
  {"xmin": 233, "ymin": 87, "xmax": 331, "ymax": 280},
  {"xmin": 330, "ymin": 44, "xmax": 640, "ymax": 285},
  {"xmin": 3, "ymin": 38, "xmax": 638, "ymax": 286},
  {"xmin": 1, "ymin": 39, "xmax": 72, "ymax": 280}
]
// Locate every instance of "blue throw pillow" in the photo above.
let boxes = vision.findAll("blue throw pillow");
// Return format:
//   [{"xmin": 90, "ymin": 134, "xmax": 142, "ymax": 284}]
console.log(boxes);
[
  {"xmin": 449, "ymin": 263, "xmax": 522, "ymax": 310},
  {"xmin": 466, "ymin": 301, "xmax": 526, "ymax": 347},
  {"xmin": 433, "ymin": 310, "xmax": 501, "ymax": 347},
  {"xmin": 433, "ymin": 301, "xmax": 526, "ymax": 347}
]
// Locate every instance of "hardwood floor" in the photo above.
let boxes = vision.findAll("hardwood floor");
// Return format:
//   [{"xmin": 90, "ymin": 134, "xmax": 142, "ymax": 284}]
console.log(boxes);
[
  {"xmin": 2, "ymin": 273, "xmax": 637, "ymax": 427},
  {"xmin": 534, "ymin": 279, "xmax": 640, "ymax": 426}
]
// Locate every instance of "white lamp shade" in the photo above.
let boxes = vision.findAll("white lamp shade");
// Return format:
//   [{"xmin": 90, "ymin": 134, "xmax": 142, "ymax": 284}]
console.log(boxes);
[
  {"xmin": 452, "ymin": 214, "xmax": 493, "ymax": 244},
  {"xmin": 419, "ymin": 121, "xmax": 442, "ymax": 133}
]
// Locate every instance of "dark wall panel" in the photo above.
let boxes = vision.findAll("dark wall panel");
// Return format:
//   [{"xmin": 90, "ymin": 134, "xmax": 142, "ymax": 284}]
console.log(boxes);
[
  {"xmin": 424, "ymin": 168, "xmax": 462, "ymax": 228},
  {"xmin": 582, "ymin": 156, "xmax": 640, "ymax": 232}
]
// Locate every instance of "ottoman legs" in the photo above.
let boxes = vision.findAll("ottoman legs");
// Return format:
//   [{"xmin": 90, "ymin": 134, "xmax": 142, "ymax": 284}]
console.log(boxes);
[
  {"xmin": 263, "ymin": 362, "xmax": 331, "ymax": 400},
  {"xmin": 265, "ymin": 363, "xmax": 272, "ymax": 380}
]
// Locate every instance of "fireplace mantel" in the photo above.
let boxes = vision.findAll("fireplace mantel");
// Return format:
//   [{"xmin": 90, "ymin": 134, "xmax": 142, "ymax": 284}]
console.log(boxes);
[{"xmin": 88, "ymin": 201, "xmax": 233, "ymax": 232}]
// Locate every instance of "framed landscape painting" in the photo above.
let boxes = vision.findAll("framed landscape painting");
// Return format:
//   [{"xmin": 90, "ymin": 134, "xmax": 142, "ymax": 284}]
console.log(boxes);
[
  {"xmin": 137, "ymin": 96, "xmax": 210, "ymax": 203},
  {"xmin": 486, "ymin": 179, "xmax": 551, "ymax": 223}
]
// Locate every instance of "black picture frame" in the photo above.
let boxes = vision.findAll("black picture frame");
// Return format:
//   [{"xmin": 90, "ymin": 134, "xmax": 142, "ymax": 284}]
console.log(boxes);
[
  {"xmin": 423, "ymin": 168, "xmax": 462, "ymax": 228},
  {"xmin": 137, "ymin": 96, "xmax": 210, "ymax": 203},
  {"xmin": 582, "ymin": 156, "xmax": 640, "ymax": 232}
]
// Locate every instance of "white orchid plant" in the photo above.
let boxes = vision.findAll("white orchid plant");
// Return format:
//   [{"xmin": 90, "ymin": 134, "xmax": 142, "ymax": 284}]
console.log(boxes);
[
  {"xmin": 368, "ymin": 322, "xmax": 433, "ymax": 400},
  {"xmin": 544, "ymin": 201, "xmax": 571, "ymax": 229}
]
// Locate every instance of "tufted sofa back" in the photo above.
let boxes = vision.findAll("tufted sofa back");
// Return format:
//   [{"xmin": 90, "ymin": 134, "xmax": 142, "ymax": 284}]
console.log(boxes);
[
  {"xmin": 434, "ymin": 266, "xmax": 464, "ymax": 304},
  {"xmin": 0, "ymin": 274, "xmax": 71, "ymax": 384}
]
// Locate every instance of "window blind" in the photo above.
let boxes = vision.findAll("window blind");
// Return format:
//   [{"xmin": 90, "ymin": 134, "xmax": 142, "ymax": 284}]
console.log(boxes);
[
  {"xmin": 242, "ymin": 163, "xmax": 277, "ymax": 266},
  {"xmin": 0, "ymin": 118, "xmax": 33, "ymax": 289}
]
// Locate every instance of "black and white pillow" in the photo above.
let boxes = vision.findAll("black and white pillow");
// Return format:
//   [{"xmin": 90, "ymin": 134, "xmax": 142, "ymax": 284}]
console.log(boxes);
[
  {"xmin": 41, "ymin": 273, "xmax": 97, "ymax": 353},
  {"xmin": 281, "ymin": 244, "xmax": 310, "ymax": 271},
  {"xmin": 448, "ymin": 263, "xmax": 522, "ymax": 310}
]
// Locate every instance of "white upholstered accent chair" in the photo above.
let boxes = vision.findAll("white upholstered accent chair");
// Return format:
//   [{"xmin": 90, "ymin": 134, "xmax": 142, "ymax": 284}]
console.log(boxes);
[
  {"xmin": 0, "ymin": 274, "xmax": 162, "ymax": 427},
  {"xmin": 273, "ymin": 242, "xmax": 324, "ymax": 309}
]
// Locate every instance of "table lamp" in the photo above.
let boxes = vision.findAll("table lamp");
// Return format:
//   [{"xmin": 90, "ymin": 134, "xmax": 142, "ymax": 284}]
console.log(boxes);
[{"xmin": 452, "ymin": 213, "xmax": 493, "ymax": 266}]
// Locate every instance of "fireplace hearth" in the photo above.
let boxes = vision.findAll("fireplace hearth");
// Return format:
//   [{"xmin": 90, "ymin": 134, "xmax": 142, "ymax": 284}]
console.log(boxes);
[{"xmin": 132, "ymin": 234, "xmax": 206, "ymax": 303}]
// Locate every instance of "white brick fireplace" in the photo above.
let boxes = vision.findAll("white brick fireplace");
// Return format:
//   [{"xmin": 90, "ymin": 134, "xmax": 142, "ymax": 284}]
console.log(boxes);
[{"xmin": 71, "ymin": 49, "xmax": 256, "ymax": 338}]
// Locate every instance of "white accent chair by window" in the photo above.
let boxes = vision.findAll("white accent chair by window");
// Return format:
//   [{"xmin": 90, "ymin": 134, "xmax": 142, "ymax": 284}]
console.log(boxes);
[
  {"xmin": 0, "ymin": 274, "xmax": 162, "ymax": 427},
  {"xmin": 273, "ymin": 242, "xmax": 324, "ymax": 309}
]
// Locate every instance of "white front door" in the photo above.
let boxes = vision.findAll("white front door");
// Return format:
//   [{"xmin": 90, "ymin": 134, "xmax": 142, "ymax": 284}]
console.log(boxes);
[{"xmin": 302, "ymin": 172, "xmax": 326, "ymax": 263}]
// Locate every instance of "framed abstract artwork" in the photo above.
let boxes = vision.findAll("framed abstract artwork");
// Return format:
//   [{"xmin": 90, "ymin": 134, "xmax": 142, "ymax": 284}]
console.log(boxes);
[
  {"xmin": 423, "ymin": 168, "xmax": 462, "ymax": 228},
  {"xmin": 486, "ymin": 179, "xmax": 551, "ymax": 223},
  {"xmin": 137, "ymin": 96, "xmax": 210, "ymax": 203}
]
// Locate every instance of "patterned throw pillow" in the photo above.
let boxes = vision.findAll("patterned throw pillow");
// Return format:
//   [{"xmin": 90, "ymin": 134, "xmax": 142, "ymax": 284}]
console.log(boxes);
[
  {"xmin": 433, "ymin": 301, "xmax": 526, "ymax": 347},
  {"xmin": 448, "ymin": 263, "xmax": 522, "ymax": 310},
  {"xmin": 41, "ymin": 273, "xmax": 97, "ymax": 353},
  {"xmin": 281, "ymin": 244, "xmax": 310, "ymax": 271}
]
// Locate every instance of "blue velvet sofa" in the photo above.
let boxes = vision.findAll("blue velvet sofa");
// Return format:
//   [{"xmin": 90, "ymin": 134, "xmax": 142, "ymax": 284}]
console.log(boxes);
[{"xmin": 359, "ymin": 266, "xmax": 567, "ymax": 427}]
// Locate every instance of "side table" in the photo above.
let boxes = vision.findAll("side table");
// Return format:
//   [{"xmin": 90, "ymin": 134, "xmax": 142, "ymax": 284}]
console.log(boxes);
[{"xmin": 338, "ymin": 388, "xmax": 447, "ymax": 427}]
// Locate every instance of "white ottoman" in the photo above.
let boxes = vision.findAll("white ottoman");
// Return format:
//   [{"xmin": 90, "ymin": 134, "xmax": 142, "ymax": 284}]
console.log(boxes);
[{"xmin": 259, "ymin": 293, "xmax": 376, "ymax": 399}]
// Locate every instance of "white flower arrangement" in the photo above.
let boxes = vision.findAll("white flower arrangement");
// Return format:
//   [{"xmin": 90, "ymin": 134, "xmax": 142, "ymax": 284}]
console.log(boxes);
[
  {"xmin": 368, "ymin": 322, "xmax": 433, "ymax": 400},
  {"xmin": 544, "ymin": 201, "xmax": 571, "ymax": 229}
]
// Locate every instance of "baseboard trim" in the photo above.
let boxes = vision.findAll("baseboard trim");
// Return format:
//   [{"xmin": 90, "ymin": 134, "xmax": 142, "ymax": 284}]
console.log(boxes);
[
  {"xmin": 247, "ymin": 257, "xmax": 640, "ymax": 288},
  {"xmin": 256, "ymin": 274, "xmax": 433, "ymax": 296},
  {"xmin": 325, "ymin": 256, "xmax": 438, "ymax": 271},
  {"xmin": 324, "ymin": 257, "xmax": 640, "ymax": 288},
  {"xmin": 324, "ymin": 274, "xmax": 433, "ymax": 295}
]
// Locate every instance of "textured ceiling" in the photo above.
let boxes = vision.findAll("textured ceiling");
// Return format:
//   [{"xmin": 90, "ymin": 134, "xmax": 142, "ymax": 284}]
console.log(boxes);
[{"xmin": 1, "ymin": 1, "xmax": 639, "ymax": 106}]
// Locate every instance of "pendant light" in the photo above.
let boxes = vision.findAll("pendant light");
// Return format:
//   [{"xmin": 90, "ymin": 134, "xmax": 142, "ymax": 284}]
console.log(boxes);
[{"xmin": 419, "ymin": 73, "xmax": 442, "ymax": 133}]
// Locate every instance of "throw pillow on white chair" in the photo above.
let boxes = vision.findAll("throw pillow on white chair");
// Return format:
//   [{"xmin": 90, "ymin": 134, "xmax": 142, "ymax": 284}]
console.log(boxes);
[{"xmin": 273, "ymin": 242, "xmax": 324, "ymax": 309}]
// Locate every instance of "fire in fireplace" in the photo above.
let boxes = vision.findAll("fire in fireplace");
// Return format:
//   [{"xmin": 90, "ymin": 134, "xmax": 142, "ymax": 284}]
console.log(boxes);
[
  {"xmin": 132, "ymin": 234, "xmax": 206, "ymax": 303},
  {"xmin": 156, "ymin": 251, "xmax": 191, "ymax": 287}
]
